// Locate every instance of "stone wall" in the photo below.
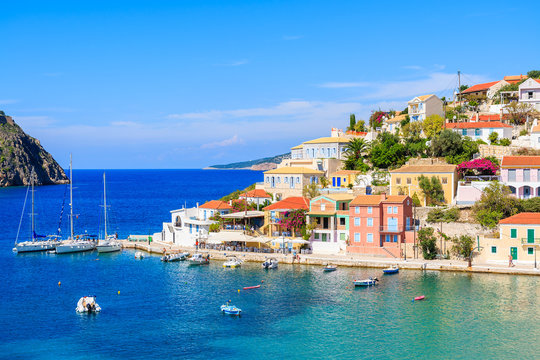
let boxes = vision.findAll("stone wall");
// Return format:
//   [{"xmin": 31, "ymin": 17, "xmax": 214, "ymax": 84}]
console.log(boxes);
[{"xmin": 478, "ymin": 144, "xmax": 518, "ymax": 160}]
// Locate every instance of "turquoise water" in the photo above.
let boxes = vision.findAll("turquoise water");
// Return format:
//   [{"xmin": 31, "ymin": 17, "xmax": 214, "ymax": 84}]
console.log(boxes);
[{"xmin": 1, "ymin": 170, "xmax": 539, "ymax": 359}]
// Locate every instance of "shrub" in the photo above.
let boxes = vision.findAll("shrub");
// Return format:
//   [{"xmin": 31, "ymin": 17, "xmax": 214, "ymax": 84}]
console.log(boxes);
[
  {"xmin": 499, "ymin": 138, "xmax": 511, "ymax": 146},
  {"xmin": 418, "ymin": 227, "xmax": 438, "ymax": 260},
  {"xmin": 520, "ymin": 129, "xmax": 528, "ymax": 136},
  {"xmin": 427, "ymin": 207, "xmax": 460, "ymax": 223},
  {"xmin": 457, "ymin": 158, "xmax": 499, "ymax": 176},
  {"xmin": 411, "ymin": 193, "xmax": 421, "ymax": 207},
  {"xmin": 209, "ymin": 223, "xmax": 220, "ymax": 232},
  {"xmin": 450, "ymin": 235, "xmax": 475, "ymax": 259}
]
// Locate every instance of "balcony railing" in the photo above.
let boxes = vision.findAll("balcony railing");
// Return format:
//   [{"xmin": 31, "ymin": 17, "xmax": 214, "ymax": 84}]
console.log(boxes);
[
  {"xmin": 521, "ymin": 238, "xmax": 540, "ymax": 245},
  {"xmin": 379, "ymin": 226, "xmax": 415, "ymax": 232}
]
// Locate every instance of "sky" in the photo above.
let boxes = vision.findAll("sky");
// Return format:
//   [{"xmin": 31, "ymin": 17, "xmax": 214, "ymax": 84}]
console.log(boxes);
[{"xmin": 1, "ymin": 0, "xmax": 540, "ymax": 169}]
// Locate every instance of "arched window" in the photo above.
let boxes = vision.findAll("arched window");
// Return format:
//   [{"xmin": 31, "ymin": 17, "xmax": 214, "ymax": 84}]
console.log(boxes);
[{"xmin": 175, "ymin": 216, "xmax": 182, "ymax": 227}]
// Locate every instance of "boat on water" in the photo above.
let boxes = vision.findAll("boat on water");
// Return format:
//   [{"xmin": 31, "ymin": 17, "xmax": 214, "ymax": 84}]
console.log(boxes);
[
  {"xmin": 353, "ymin": 277, "xmax": 379, "ymax": 287},
  {"xmin": 134, "ymin": 251, "xmax": 145, "ymax": 259},
  {"xmin": 383, "ymin": 265, "xmax": 399, "ymax": 274},
  {"xmin": 323, "ymin": 264, "xmax": 337, "ymax": 272},
  {"xmin": 221, "ymin": 303, "xmax": 241, "ymax": 315},
  {"xmin": 161, "ymin": 252, "xmax": 190, "ymax": 262},
  {"xmin": 55, "ymin": 155, "xmax": 97, "ymax": 254},
  {"xmin": 13, "ymin": 169, "xmax": 60, "ymax": 253},
  {"xmin": 261, "ymin": 258, "xmax": 278, "ymax": 269},
  {"xmin": 413, "ymin": 295, "xmax": 426, "ymax": 301},
  {"xmin": 188, "ymin": 253, "xmax": 210, "ymax": 265},
  {"xmin": 223, "ymin": 256, "xmax": 242, "ymax": 268},
  {"xmin": 76, "ymin": 296, "xmax": 101, "ymax": 313},
  {"xmin": 97, "ymin": 173, "xmax": 121, "ymax": 254}
]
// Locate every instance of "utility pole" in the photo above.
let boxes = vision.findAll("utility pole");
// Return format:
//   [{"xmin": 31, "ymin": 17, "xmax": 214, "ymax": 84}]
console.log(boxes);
[{"xmin": 457, "ymin": 70, "xmax": 461, "ymax": 104}]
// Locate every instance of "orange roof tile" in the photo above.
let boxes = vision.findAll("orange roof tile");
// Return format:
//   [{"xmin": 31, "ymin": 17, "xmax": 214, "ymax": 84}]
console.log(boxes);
[
  {"xmin": 332, "ymin": 170, "xmax": 362, "ymax": 176},
  {"xmin": 499, "ymin": 212, "xmax": 540, "ymax": 225},
  {"xmin": 504, "ymin": 75, "xmax": 527, "ymax": 84},
  {"xmin": 461, "ymin": 81, "xmax": 500, "ymax": 94},
  {"xmin": 446, "ymin": 121, "xmax": 512, "ymax": 129},
  {"xmin": 470, "ymin": 114, "xmax": 511, "ymax": 122},
  {"xmin": 350, "ymin": 194, "xmax": 408, "ymax": 206},
  {"xmin": 390, "ymin": 164, "xmax": 456, "ymax": 173},
  {"xmin": 263, "ymin": 197, "xmax": 309, "ymax": 211},
  {"xmin": 199, "ymin": 200, "xmax": 233, "ymax": 210},
  {"xmin": 532, "ymin": 124, "xmax": 540, "ymax": 133},
  {"xmin": 238, "ymin": 189, "xmax": 272, "ymax": 198},
  {"xmin": 501, "ymin": 156, "xmax": 540, "ymax": 167}
]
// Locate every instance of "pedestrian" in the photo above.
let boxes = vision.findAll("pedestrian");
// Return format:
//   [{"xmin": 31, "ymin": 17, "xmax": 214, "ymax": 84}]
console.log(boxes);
[
  {"xmin": 195, "ymin": 240, "xmax": 199, "ymax": 251},
  {"xmin": 508, "ymin": 254, "xmax": 515, "ymax": 267}
]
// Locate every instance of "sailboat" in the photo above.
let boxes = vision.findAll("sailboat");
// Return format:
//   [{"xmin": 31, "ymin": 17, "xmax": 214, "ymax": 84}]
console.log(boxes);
[
  {"xmin": 55, "ymin": 154, "xmax": 97, "ymax": 254},
  {"xmin": 13, "ymin": 169, "xmax": 60, "ymax": 253},
  {"xmin": 97, "ymin": 172, "xmax": 121, "ymax": 253}
]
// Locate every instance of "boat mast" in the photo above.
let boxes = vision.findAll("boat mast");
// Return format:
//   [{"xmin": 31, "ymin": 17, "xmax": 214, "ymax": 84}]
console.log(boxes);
[
  {"xmin": 70, "ymin": 154, "xmax": 74, "ymax": 240},
  {"xmin": 31, "ymin": 168, "xmax": 35, "ymax": 241},
  {"xmin": 103, "ymin": 172, "xmax": 107, "ymax": 239}
]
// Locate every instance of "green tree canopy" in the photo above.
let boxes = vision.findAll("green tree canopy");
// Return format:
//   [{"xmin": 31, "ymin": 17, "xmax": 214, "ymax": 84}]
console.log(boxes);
[
  {"xmin": 422, "ymin": 114, "xmax": 445, "ymax": 139},
  {"xmin": 527, "ymin": 70, "xmax": 540, "ymax": 79},
  {"xmin": 418, "ymin": 227, "xmax": 438, "ymax": 260},
  {"xmin": 348, "ymin": 113, "xmax": 356, "ymax": 131},
  {"xmin": 430, "ymin": 130, "xmax": 479, "ymax": 164},
  {"xmin": 369, "ymin": 132, "xmax": 406, "ymax": 169},
  {"xmin": 418, "ymin": 175, "xmax": 445, "ymax": 205},
  {"xmin": 471, "ymin": 182, "xmax": 521, "ymax": 228}
]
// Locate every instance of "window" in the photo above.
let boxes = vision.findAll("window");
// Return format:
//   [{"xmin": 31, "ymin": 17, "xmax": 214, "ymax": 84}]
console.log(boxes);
[
  {"xmin": 491, "ymin": 246, "xmax": 497, "ymax": 254},
  {"xmin": 393, "ymin": 206, "xmax": 398, "ymax": 214},
  {"xmin": 393, "ymin": 235, "xmax": 398, "ymax": 242},
  {"xmin": 528, "ymin": 247, "xmax": 534, "ymax": 255},
  {"xmin": 385, "ymin": 235, "xmax": 391, "ymax": 242},
  {"xmin": 339, "ymin": 218, "xmax": 346, "ymax": 226},
  {"xmin": 284, "ymin": 177, "xmax": 288, "ymax": 183},
  {"xmin": 406, "ymin": 178, "xmax": 411, "ymax": 184},
  {"xmin": 265, "ymin": 177, "xmax": 269, "ymax": 183},
  {"xmin": 340, "ymin": 233, "xmax": 346, "ymax": 241},
  {"xmin": 407, "ymin": 200, "xmax": 410, "ymax": 206},
  {"xmin": 355, "ymin": 206, "xmax": 360, "ymax": 214},
  {"xmin": 368, "ymin": 207, "xmax": 372, "ymax": 214},
  {"xmin": 277, "ymin": 177, "xmax": 281, "ymax": 183},
  {"xmin": 396, "ymin": 178, "xmax": 401, "ymax": 185},
  {"xmin": 314, "ymin": 233, "xmax": 319, "ymax": 240},
  {"xmin": 367, "ymin": 233, "xmax": 373, "ymax": 243},
  {"xmin": 462, "ymin": 129, "xmax": 467, "ymax": 136},
  {"xmin": 508, "ymin": 169, "xmax": 516, "ymax": 182},
  {"xmin": 367, "ymin": 218, "xmax": 373, "ymax": 227},
  {"xmin": 528, "ymin": 91, "xmax": 534, "ymax": 99},
  {"xmin": 189, "ymin": 224, "xmax": 193, "ymax": 234},
  {"xmin": 475, "ymin": 128, "xmax": 481, "ymax": 136},
  {"xmin": 354, "ymin": 217, "xmax": 360, "ymax": 226},
  {"xmin": 354, "ymin": 233, "xmax": 360, "ymax": 242},
  {"xmin": 387, "ymin": 206, "xmax": 392, "ymax": 214},
  {"xmin": 524, "ymin": 169, "xmax": 530, "ymax": 182},
  {"xmin": 511, "ymin": 229, "xmax": 517, "ymax": 238},
  {"xmin": 333, "ymin": 148, "xmax": 336, "ymax": 156},
  {"xmin": 442, "ymin": 177, "xmax": 448, "ymax": 184},
  {"xmin": 406, "ymin": 217, "xmax": 410, "ymax": 230},
  {"xmin": 296, "ymin": 177, "xmax": 300, "ymax": 184},
  {"xmin": 321, "ymin": 203, "xmax": 326, "ymax": 211}
]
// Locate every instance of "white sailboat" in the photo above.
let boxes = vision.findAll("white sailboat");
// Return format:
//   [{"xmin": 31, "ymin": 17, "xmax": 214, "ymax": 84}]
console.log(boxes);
[
  {"xmin": 55, "ymin": 154, "xmax": 97, "ymax": 254},
  {"xmin": 13, "ymin": 169, "xmax": 60, "ymax": 253},
  {"xmin": 97, "ymin": 172, "xmax": 121, "ymax": 253}
]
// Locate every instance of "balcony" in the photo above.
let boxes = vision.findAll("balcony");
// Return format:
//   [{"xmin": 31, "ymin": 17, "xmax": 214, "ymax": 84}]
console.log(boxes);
[
  {"xmin": 521, "ymin": 238, "xmax": 540, "ymax": 246},
  {"xmin": 379, "ymin": 225, "xmax": 415, "ymax": 233}
]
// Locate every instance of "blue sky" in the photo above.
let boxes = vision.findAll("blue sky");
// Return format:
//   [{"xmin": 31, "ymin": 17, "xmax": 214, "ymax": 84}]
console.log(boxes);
[{"xmin": 1, "ymin": 0, "xmax": 539, "ymax": 169}]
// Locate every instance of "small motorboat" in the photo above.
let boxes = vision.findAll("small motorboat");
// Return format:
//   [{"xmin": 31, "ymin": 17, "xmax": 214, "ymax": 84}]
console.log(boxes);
[
  {"xmin": 323, "ymin": 264, "xmax": 337, "ymax": 272},
  {"xmin": 161, "ymin": 252, "xmax": 190, "ymax": 262},
  {"xmin": 221, "ymin": 303, "xmax": 242, "ymax": 315},
  {"xmin": 223, "ymin": 256, "xmax": 242, "ymax": 268},
  {"xmin": 188, "ymin": 253, "xmax": 210, "ymax": 265},
  {"xmin": 413, "ymin": 295, "xmax": 426, "ymax": 301},
  {"xmin": 353, "ymin": 277, "xmax": 379, "ymax": 287},
  {"xmin": 134, "ymin": 251, "xmax": 145, "ymax": 259},
  {"xmin": 76, "ymin": 296, "xmax": 101, "ymax": 313},
  {"xmin": 262, "ymin": 258, "xmax": 278, "ymax": 269},
  {"xmin": 383, "ymin": 265, "xmax": 399, "ymax": 274},
  {"xmin": 243, "ymin": 285, "xmax": 261, "ymax": 290}
]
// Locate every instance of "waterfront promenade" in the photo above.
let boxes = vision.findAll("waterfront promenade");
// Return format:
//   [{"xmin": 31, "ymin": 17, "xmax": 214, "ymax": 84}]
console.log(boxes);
[{"xmin": 121, "ymin": 239, "xmax": 540, "ymax": 276}]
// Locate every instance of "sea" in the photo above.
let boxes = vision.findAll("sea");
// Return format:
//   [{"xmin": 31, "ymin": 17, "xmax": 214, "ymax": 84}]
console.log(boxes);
[{"xmin": 0, "ymin": 169, "xmax": 539, "ymax": 360}]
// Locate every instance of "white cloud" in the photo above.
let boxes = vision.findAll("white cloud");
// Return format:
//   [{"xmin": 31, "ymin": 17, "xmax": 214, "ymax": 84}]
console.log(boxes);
[
  {"xmin": 16, "ymin": 116, "xmax": 55, "ymax": 127},
  {"xmin": 283, "ymin": 35, "xmax": 303, "ymax": 40},
  {"xmin": 201, "ymin": 135, "xmax": 243, "ymax": 149}
]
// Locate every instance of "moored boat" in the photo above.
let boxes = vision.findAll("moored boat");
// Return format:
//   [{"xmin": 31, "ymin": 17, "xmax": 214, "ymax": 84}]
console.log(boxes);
[
  {"xmin": 383, "ymin": 265, "xmax": 399, "ymax": 274},
  {"xmin": 413, "ymin": 295, "xmax": 426, "ymax": 301},
  {"xmin": 134, "ymin": 251, "xmax": 145, "ymax": 259},
  {"xmin": 262, "ymin": 258, "xmax": 278, "ymax": 269},
  {"xmin": 161, "ymin": 252, "xmax": 190, "ymax": 262},
  {"xmin": 323, "ymin": 264, "xmax": 337, "ymax": 272},
  {"xmin": 223, "ymin": 256, "xmax": 242, "ymax": 268},
  {"xmin": 76, "ymin": 296, "xmax": 101, "ymax": 313},
  {"xmin": 353, "ymin": 277, "xmax": 379, "ymax": 287},
  {"xmin": 96, "ymin": 173, "xmax": 122, "ymax": 254},
  {"xmin": 188, "ymin": 253, "xmax": 210, "ymax": 265},
  {"xmin": 221, "ymin": 303, "xmax": 241, "ymax": 315}
]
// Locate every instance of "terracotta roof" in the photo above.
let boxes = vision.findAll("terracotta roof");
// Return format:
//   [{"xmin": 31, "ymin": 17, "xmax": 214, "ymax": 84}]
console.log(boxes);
[
  {"xmin": 501, "ymin": 156, "xmax": 540, "ymax": 167},
  {"xmin": 325, "ymin": 193, "xmax": 355, "ymax": 201},
  {"xmin": 390, "ymin": 164, "xmax": 457, "ymax": 173},
  {"xmin": 504, "ymin": 75, "xmax": 527, "ymax": 84},
  {"xmin": 532, "ymin": 125, "xmax": 540, "ymax": 133},
  {"xmin": 461, "ymin": 81, "xmax": 500, "ymax": 94},
  {"xmin": 199, "ymin": 200, "xmax": 233, "ymax": 210},
  {"xmin": 446, "ymin": 121, "xmax": 512, "ymax": 129},
  {"xmin": 263, "ymin": 197, "xmax": 309, "ymax": 211},
  {"xmin": 291, "ymin": 144, "xmax": 303, "ymax": 150},
  {"xmin": 417, "ymin": 94, "xmax": 435, "ymax": 101},
  {"xmin": 238, "ymin": 189, "xmax": 272, "ymax": 198},
  {"xmin": 345, "ymin": 131, "xmax": 368, "ymax": 136},
  {"xmin": 264, "ymin": 167, "xmax": 324, "ymax": 175},
  {"xmin": 499, "ymin": 212, "xmax": 540, "ymax": 225},
  {"xmin": 303, "ymin": 137, "xmax": 350, "ymax": 144},
  {"xmin": 332, "ymin": 170, "xmax": 362, "ymax": 176},
  {"xmin": 469, "ymin": 114, "xmax": 511, "ymax": 122},
  {"xmin": 350, "ymin": 194, "xmax": 408, "ymax": 206}
]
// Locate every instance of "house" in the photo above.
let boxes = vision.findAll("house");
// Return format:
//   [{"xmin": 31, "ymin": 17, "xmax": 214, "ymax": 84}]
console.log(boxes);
[
  {"xmin": 155, "ymin": 205, "xmax": 217, "ymax": 246},
  {"xmin": 262, "ymin": 196, "xmax": 310, "ymax": 238},
  {"xmin": 389, "ymin": 159, "xmax": 458, "ymax": 205},
  {"xmin": 460, "ymin": 80, "xmax": 507, "ymax": 101},
  {"xmin": 263, "ymin": 166, "xmax": 324, "ymax": 200},
  {"xmin": 383, "ymin": 113, "xmax": 407, "ymax": 132},
  {"xmin": 530, "ymin": 124, "xmax": 540, "ymax": 148},
  {"xmin": 347, "ymin": 194, "xmax": 414, "ymax": 258},
  {"xmin": 469, "ymin": 114, "xmax": 511, "ymax": 122},
  {"xmin": 307, "ymin": 193, "xmax": 355, "ymax": 254},
  {"xmin": 445, "ymin": 121, "xmax": 513, "ymax": 143},
  {"xmin": 199, "ymin": 200, "xmax": 233, "ymax": 220},
  {"xmin": 500, "ymin": 156, "xmax": 540, "ymax": 199},
  {"xmin": 238, "ymin": 189, "xmax": 272, "ymax": 208},
  {"xmin": 330, "ymin": 170, "xmax": 361, "ymax": 188},
  {"xmin": 518, "ymin": 78, "xmax": 540, "ymax": 111},
  {"xmin": 298, "ymin": 136, "xmax": 350, "ymax": 160},
  {"xmin": 478, "ymin": 212, "xmax": 540, "ymax": 265},
  {"xmin": 407, "ymin": 94, "xmax": 444, "ymax": 122}
]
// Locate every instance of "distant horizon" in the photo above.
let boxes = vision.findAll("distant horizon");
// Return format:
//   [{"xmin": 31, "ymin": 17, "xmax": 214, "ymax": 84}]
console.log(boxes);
[{"xmin": 2, "ymin": 1, "xmax": 539, "ymax": 168}]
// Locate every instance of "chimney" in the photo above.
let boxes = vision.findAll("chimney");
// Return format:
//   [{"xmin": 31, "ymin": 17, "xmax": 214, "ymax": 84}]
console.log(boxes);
[{"xmin": 380, "ymin": 193, "xmax": 387, "ymax": 201}]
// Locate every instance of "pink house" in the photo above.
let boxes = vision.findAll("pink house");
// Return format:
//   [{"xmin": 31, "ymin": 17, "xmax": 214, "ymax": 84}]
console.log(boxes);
[
  {"xmin": 501, "ymin": 156, "xmax": 540, "ymax": 199},
  {"xmin": 347, "ymin": 194, "xmax": 413, "ymax": 258}
]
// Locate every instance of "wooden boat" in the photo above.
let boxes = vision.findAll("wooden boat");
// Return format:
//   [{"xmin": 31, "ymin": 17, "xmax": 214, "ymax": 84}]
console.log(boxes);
[
  {"xmin": 383, "ymin": 265, "xmax": 399, "ymax": 274},
  {"xmin": 353, "ymin": 277, "xmax": 379, "ymax": 287},
  {"xmin": 243, "ymin": 285, "xmax": 261, "ymax": 290},
  {"xmin": 413, "ymin": 295, "xmax": 425, "ymax": 301},
  {"xmin": 323, "ymin": 264, "xmax": 337, "ymax": 272}
]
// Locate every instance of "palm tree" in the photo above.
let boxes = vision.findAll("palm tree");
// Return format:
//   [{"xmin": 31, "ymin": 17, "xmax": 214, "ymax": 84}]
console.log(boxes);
[
  {"xmin": 343, "ymin": 138, "xmax": 370, "ymax": 170},
  {"xmin": 302, "ymin": 183, "xmax": 320, "ymax": 199}
]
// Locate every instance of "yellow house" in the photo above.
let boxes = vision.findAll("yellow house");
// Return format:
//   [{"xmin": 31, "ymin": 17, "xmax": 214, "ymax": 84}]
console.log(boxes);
[
  {"xmin": 478, "ymin": 212, "xmax": 540, "ymax": 265},
  {"xmin": 389, "ymin": 159, "xmax": 458, "ymax": 205},
  {"xmin": 330, "ymin": 170, "xmax": 361, "ymax": 188},
  {"xmin": 263, "ymin": 166, "xmax": 324, "ymax": 200}
]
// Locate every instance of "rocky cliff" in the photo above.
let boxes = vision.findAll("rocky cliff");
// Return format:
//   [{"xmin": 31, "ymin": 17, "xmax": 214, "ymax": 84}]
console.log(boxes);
[{"xmin": 0, "ymin": 111, "xmax": 68, "ymax": 187}]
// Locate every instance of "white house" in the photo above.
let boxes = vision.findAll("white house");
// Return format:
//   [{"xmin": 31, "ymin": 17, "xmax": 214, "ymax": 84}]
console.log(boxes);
[
  {"xmin": 238, "ymin": 189, "xmax": 273, "ymax": 207},
  {"xmin": 407, "ymin": 94, "xmax": 444, "ymax": 122},
  {"xmin": 446, "ymin": 121, "xmax": 512, "ymax": 143},
  {"xmin": 263, "ymin": 166, "xmax": 324, "ymax": 200},
  {"xmin": 518, "ymin": 78, "xmax": 540, "ymax": 111}
]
